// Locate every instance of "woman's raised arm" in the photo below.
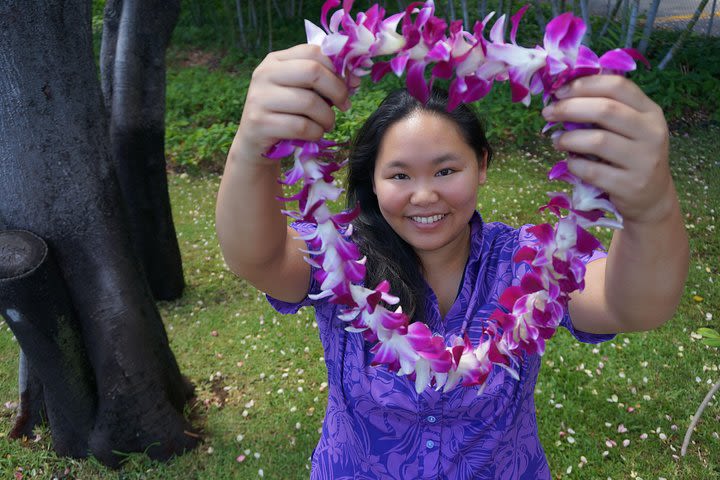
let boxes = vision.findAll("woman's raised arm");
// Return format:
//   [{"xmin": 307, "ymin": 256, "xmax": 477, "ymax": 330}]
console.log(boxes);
[
  {"xmin": 544, "ymin": 74, "xmax": 689, "ymax": 334},
  {"xmin": 215, "ymin": 45, "xmax": 352, "ymax": 302}
]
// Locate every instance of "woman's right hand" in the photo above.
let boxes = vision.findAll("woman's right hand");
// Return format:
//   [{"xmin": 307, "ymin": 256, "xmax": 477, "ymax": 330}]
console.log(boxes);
[{"xmin": 233, "ymin": 44, "xmax": 354, "ymax": 163}]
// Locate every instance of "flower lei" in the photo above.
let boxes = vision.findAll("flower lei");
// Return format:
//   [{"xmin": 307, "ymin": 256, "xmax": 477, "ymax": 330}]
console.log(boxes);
[{"xmin": 265, "ymin": 0, "xmax": 647, "ymax": 394}]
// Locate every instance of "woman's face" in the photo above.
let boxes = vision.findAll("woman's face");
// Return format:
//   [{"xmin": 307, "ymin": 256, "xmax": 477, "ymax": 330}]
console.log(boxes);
[{"xmin": 372, "ymin": 111, "xmax": 487, "ymax": 259}]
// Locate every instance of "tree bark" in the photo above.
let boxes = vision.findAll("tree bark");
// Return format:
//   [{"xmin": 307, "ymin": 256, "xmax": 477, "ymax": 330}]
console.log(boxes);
[
  {"xmin": 235, "ymin": 0, "xmax": 247, "ymax": 50},
  {"xmin": 266, "ymin": 0, "xmax": 273, "ymax": 53},
  {"xmin": 101, "ymin": 0, "xmax": 185, "ymax": 302},
  {"xmin": 625, "ymin": 0, "xmax": 639, "ymax": 49},
  {"xmin": 550, "ymin": 0, "xmax": 560, "ymax": 17},
  {"xmin": 534, "ymin": 0, "xmax": 546, "ymax": 32},
  {"xmin": 0, "ymin": 0, "xmax": 197, "ymax": 467},
  {"xmin": 579, "ymin": 0, "xmax": 591, "ymax": 45},
  {"xmin": 0, "ymin": 231, "xmax": 96, "ymax": 458},
  {"xmin": 597, "ymin": 0, "xmax": 623, "ymax": 42},
  {"xmin": 8, "ymin": 352, "xmax": 46, "ymax": 441},
  {"xmin": 637, "ymin": 0, "xmax": 661, "ymax": 55},
  {"xmin": 707, "ymin": 0, "xmax": 717, "ymax": 36},
  {"xmin": 459, "ymin": 0, "xmax": 469, "ymax": 28}
]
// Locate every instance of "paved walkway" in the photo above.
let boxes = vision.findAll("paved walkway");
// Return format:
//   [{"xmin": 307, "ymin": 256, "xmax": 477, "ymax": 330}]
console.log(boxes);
[{"xmin": 588, "ymin": 0, "xmax": 719, "ymax": 36}]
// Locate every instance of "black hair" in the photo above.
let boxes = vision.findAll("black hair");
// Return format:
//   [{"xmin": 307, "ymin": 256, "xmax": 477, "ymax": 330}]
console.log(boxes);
[{"xmin": 346, "ymin": 87, "xmax": 493, "ymax": 321}]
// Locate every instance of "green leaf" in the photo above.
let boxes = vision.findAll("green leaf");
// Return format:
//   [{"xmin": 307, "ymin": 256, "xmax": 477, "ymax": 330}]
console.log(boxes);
[
  {"xmin": 701, "ymin": 338, "xmax": 720, "ymax": 348},
  {"xmin": 697, "ymin": 328, "xmax": 720, "ymax": 339}
]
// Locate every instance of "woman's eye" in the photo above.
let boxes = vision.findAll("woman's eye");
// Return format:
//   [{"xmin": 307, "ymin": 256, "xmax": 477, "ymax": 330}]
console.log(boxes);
[
  {"xmin": 391, "ymin": 173, "xmax": 409, "ymax": 180},
  {"xmin": 436, "ymin": 168, "xmax": 454, "ymax": 177}
]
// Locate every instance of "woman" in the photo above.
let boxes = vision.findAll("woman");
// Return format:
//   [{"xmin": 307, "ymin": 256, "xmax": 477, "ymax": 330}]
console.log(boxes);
[{"xmin": 215, "ymin": 44, "xmax": 688, "ymax": 479}]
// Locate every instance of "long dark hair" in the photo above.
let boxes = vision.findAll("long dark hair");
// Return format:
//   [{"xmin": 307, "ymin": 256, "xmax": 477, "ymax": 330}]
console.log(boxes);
[{"xmin": 346, "ymin": 87, "xmax": 493, "ymax": 321}]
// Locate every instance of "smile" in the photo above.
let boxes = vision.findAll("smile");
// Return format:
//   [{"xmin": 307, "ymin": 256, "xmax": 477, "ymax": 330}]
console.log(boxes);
[{"xmin": 410, "ymin": 214, "xmax": 446, "ymax": 224}]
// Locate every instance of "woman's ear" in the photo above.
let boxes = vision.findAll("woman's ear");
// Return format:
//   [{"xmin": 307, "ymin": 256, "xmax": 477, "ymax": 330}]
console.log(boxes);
[{"xmin": 478, "ymin": 150, "xmax": 488, "ymax": 185}]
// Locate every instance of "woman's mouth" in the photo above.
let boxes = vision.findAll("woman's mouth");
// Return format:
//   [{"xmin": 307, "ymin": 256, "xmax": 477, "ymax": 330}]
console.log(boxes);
[{"xmin": 410, "ymin": 214, "xmax": 446, "ymax": 225}]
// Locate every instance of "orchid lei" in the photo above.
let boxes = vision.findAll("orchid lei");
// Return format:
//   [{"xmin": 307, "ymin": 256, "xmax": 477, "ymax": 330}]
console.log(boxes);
[{"xmin": 265, "ymin": 0, "xmax": 647, "ymax": 394}]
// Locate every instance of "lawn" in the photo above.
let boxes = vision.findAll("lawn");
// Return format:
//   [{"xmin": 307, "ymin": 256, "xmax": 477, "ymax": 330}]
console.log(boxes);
[{"xmin": 1, "ymin": 123, "xmax": 718, "ymax": 479}]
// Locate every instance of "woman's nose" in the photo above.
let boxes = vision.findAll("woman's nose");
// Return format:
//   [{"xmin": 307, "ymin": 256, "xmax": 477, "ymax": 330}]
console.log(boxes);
[{"xmin": 410, "ymin": 183, "xmax": 439, "ymax": 206}]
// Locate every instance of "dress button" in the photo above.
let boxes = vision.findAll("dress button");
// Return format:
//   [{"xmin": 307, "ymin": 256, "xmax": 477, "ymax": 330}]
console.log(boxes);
[
  {"xmin": 426, "ymin": 440, "xmax": 435, "ymax": 449},
  {"xmin": 427, "ymin": 415, "xmax": 437, "ymax": 423}
]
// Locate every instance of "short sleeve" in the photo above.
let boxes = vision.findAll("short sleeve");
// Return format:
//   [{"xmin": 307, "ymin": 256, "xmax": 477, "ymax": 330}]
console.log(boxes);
[
  {"xmin": 266, "ymin": 222, "xmax": 322, "ymax": 314},
  {"xmin": 516, "ymin": 224, "xmax": 615, "ymax": 344}
]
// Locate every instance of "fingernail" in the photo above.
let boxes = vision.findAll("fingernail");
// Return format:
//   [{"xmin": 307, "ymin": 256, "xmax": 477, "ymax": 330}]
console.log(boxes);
[
  {"xmin": 555, "ymin": 85, "xmax": 570, "ymax": 98},
  {"xmin": 551, "ymin": 130, "xmax": 562, "ymax": 147},
  {"xmin": 542, "ymin": 104, "xmax": 555, "ymax": 119},
  {"xmin": 566, "ymin": 158, "xmax": 584, "ymax": 176}
]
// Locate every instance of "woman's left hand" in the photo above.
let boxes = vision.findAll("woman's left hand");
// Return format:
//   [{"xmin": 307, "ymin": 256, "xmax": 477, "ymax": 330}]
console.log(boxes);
[{"xmin": 541, "ymin": 74, "xmax": 673, "ymax": 225}]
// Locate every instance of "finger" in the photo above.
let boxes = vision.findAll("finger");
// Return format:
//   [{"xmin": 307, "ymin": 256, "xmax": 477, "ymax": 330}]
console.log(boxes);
[
  {"xmin": 263, "ymin": 86, "xmax": 336, "ymax": 132},
  {"xmin": 260, "ymin": 112, "xmax": 326, "ymax": 144},
  {"xmin": 554, "ymin": 129, "xmax": 637, "ymax": 170},
  {"xmin": 348, "ymin": 73, "xmax": 362, "ymax": 89},
  {"xmin": 566, "ymin": 156, "xmax": 631, "ymax": 196},
  {"xmin": 272, "ymin": 44, "xmax": 336, "ymax": 73},
  {"xmin": 542, "ymin": 97, "xmax": 643, "ymax": 140},
  {"xmin": 265, "ymin": 58, "xmax": 351, "ymax": 111},
  {"xmin": 555, "ymin": 74, "xmax": 657, "ymax": 114}
]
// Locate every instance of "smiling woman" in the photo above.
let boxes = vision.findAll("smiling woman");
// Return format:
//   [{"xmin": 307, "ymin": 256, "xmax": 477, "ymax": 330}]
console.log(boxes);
[
  {"xmin": 215, "ymin": 1, "xmax": 688, "ymax": 478},
  {"xmin": 348, "ymin": 88, "xmax": 493, "ymax": 323}
]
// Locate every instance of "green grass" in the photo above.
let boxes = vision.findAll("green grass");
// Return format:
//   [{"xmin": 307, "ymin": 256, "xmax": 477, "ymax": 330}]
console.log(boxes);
[{"xmin": 2, "ymin": 126, "xmax": 719, "ymax": 479}]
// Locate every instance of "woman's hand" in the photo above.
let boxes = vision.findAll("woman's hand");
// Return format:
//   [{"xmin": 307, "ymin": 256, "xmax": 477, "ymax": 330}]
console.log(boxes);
[
  {"xmin": 550, "ymin": 75, "xmax": 689, "ymax": 334},
  {"xmin": 233, "ymin": 44, "xmax": 355, "ymax": 163},
  {"xmin": 541, "ymin": 75, "xmax": 673, "ymax": 225}
]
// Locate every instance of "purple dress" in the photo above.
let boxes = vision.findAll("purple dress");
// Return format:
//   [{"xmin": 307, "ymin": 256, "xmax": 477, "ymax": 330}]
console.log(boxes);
[{"xmin": 268, "ymin": 212, "xmax": 614, "ymax": 479}]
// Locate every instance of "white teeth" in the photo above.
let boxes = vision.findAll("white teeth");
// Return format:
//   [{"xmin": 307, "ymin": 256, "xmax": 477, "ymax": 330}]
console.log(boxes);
[{"xmin": 411, "ymin": 214, "xmax": 445, "ymax": 224}]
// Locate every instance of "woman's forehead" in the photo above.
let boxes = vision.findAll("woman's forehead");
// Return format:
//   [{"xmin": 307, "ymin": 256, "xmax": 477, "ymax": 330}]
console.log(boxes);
[{"xmin": 376, "ymin": 112, "xmax": 471, "ymax": 166}]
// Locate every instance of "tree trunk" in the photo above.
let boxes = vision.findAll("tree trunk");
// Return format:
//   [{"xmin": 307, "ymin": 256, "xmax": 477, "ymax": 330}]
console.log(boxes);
[
  {"xmin": 658, "ymin": 0, "xmax": 711, "ymax": 69},
  {"xmin": 235, "ymin": 0, "xmax": 247, "ymax": 50},
  {"xmin": 503, "ymin": 0, "xmax": 513, "ymax": 37},
  {"xmin": 250, "ymin": 0, "xmax": 260, "ymax": 50},
  {"xmin": 597, "ymin": 0, "xmax": 623, "ymax": 41},
  {"xmin": 625, "ymin": 0, "xmax": 639, "ymax": 48},
  {"xmin": 579, "ymin": 0, "xmax": 591, "ymax": 45},
  {"xmin": 707, "ymin": 0, "xmax": 717, "ymax": 36},
  {"xmin": 0, "ymin": 0, "xmax": 197, "ymax": 467},
  {"xmin": 8, "ymin": 352, "xmax": 45, "ymax": 441},
  {"xmin": 101, "ymin": 0, "xmax": 185, "ymax": 302},
  {"xmin": 459, "ymin": 0, "xmax": 469, "ymax": 27},
  {"xmin": 550, "ymin": 0, "xmax": 560, "ymax": 17},
  {"xmin": 271, "ymin": 0, "xmax": 283, "ymax": 19},
  {"xmin": 266, "ymin": 0, "xmax": 273, "ymax": 53},
  {"xmin": 620, "ymin": 0, "xmax": 630, "ymax": 48},
  {"xmin": 637, "ymin": 0, "xmax": 662, "ymax": 55},
  {"xmin": 0, "ymin": 231, "xmax": 96, "ymax": 458},
  {"xmin": 534, "ymin": 0, "xmax": 546, "ymax": 32}
]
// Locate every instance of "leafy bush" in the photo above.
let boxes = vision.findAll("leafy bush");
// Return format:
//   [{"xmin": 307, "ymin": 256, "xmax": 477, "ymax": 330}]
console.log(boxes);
[
  {"xmin": 165, "ymin": 66, "xmax": 249, "ymax": 171},
  {"xmin": 635, "ymin": 31, "xmax": 720, "ymax": 126},
  {"xmin": 636, "ymin": 68, "xmax": 720, "ymax": 125},
  {"xmin": 166, "ymin": 121, "xmax": 236, "ymax": 172}
]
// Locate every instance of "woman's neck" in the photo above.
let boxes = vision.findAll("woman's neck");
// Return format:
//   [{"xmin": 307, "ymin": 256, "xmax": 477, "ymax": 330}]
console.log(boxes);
[
  {"xmin": 417, "ymin": 224, "xmax": 471, "ymax": 277},
  {"xmin": 417, "ymin": 225, "xmax": 472, "ymax": 317}
]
